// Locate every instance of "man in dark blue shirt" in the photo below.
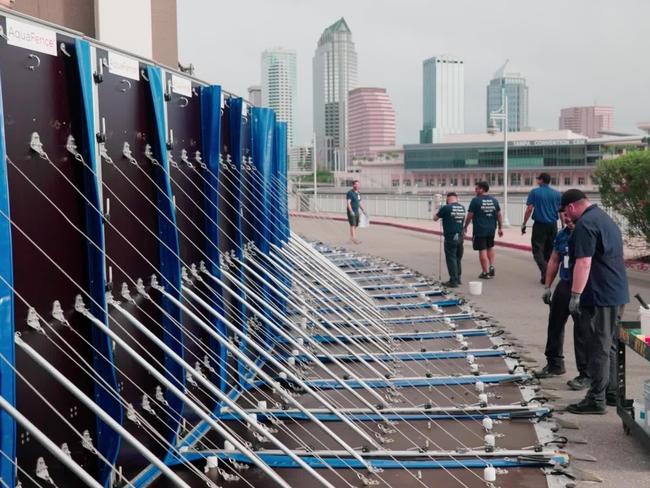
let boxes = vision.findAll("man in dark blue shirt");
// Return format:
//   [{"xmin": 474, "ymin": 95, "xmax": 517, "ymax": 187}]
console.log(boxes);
[
  {"xmin": 535, "ymin": 215, "xmax": 591, "ymax": 390},
  {"xmin": 561, "ymin": 189, "xmax": 629, "ymax": 414},
  {"xmin": 434, "ymin": 192, "xmax": 466, "ymax": 288},
  {"xmin": 346, "ymin": 180, "xmax": 365, "ymax": 244},
  {"xmin": 522, "ymin": 173, "xmax": 561, "ymax": 284},
  {"xmin": 463, "ymin": 181, "xmax": 504, "ymax": 279}
]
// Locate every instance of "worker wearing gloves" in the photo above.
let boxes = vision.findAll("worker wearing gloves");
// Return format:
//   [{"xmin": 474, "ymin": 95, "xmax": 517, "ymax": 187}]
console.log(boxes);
[
  {"xmin": 561, "ymin": 189, "xmax": 629, "ymax": 414},
  {"xmin": 536, "ymin": 215, "xmax": 591, "ymax": 390}
]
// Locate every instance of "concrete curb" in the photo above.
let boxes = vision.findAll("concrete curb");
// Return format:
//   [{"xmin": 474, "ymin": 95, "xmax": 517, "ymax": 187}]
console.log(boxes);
[{"xmin": 290, "ymin": 211, "xmax": 534, "ymax": 252}]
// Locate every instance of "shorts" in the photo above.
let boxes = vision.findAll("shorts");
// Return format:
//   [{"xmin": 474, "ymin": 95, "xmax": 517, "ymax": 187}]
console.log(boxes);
[
  {"xmin": 472, "ymin": 235, "xmax": 495, "ymax": 251},
  {"xmin": 347, "ymin": 210, "xmax": 360, "ymax": 227}
]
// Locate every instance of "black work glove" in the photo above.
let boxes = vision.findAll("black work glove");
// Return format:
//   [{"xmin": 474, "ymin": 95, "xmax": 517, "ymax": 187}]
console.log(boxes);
[
  {"xmin": 569, "ymin": 292, "xmax": 581, "ymax": 316},
  {"xmin": 542, "ymin": 287, "xmax": 552, "ymax": 305},
  {"xmin": 521, "ymin": 223, "xmax": 527, "ymax": 235}
]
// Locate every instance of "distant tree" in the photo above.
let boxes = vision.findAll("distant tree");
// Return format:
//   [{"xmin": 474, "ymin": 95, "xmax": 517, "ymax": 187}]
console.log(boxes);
[{"xmin": 594, "ymin": 150, "xmax": 650, "ymax": 245}]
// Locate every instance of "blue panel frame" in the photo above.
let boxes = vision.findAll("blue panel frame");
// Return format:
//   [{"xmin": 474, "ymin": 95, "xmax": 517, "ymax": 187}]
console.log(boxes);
[
  {"xmin": 0, "ymin": 70, "xmax": 16, "ymax": 488},
  {"xmin": 200, "ymin": 84, "xmax": 228, "ymax": 392},
  {"xmin": 74, "ymin": 39, "xmax": 123, "ymax": 487},
  {"xmin": 145, "ymin": 66, "xmax": 185, "ymax": 449}
]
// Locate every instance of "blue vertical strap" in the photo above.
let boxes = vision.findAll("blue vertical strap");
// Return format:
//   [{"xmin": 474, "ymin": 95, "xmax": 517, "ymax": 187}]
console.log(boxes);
[
  {"xmin": 250, "ymin": 108, "xmax": 275, "ymax": 254},
  {"xmin": 227, "ymin": 98, "xmax": 250, "ymax": 381},
  {"xmin": 250, "ymin": 108, "xmax": 276, "ymax": 347},
  {"xmin": 0, "ymin": 71, "xmax": 16, "ymax": 488},
  {"xmin": 271, "ymin": 121, "xmax": 289, "ymax": 313},
  {"xmin": 74, "ymin": 38, "xmax": 122, "ymax": 487},
  {"xmin": 145, "ymin": 65, "xmax": 185, "ymax": 448},
  {"xmin": 200, "ymin": 85, "xmax": 227, "ymax": 392},
  {"xmin": 276, "ymin": 122, "xmax": 290, "ymax": 244}
]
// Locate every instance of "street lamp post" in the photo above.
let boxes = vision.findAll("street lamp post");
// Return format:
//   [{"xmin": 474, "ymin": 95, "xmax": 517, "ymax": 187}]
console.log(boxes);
[{"xmin": 488, "ymin": 87, "xmax": 511, "ymax": 227}]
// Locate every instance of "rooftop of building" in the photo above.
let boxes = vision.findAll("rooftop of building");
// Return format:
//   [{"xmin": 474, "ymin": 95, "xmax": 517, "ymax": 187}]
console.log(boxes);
[
  {"xmin": 318, "ymin": 17, "xmax": 352, "ymax": 46},
  {"xmin": 492, "ymin": 59, "xmax": 523, "ymax": 79},
  {"xmin": 423, "ymin": 55, "xmax": 464, "ymax": 64}
]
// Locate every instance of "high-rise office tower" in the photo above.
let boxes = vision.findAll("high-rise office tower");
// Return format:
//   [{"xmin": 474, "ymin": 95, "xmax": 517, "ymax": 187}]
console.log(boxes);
[
  {"xmin": 313, "ymin": 17, "xmax": 358, "ymax": 170},
  {"xmin": 559, "ymin": 106, "xmax": 614, "ymax": 138},
  {"xmin": 261, "ymin": 48, "xmax": 297, "ymax": 146},
  {"xmin": 486, "ymin": 60, "xmax": 529, "ymax": 132},
  {"xmin": 420, "ymin": 55, "xmax": 464, "ymax": 144},
  {"xmin": 348, "ymin": 87, "xmax": 396, "ymax": 157}
]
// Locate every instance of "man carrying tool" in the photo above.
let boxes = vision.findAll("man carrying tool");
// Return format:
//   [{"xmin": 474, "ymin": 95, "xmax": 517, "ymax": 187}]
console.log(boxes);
[
  {"xmin": 561, "ymin": 189, "xmax": 629, "ymax": 414},
  {"xmin": 434, "ymin": 192, "xmax": 466, "ymax": 288},
  {"xmin": 535, "ymin": 214, "xmax": 591, "ymax": 390},
  {"xmin": 463, "ymin": 182, "xmax": 504, "ymax": 279},
  {"xmin": 346, "ymin": 179, "xmax": 365, "ymax": 244},
  {"xmin": 521, "ymin": 173, "xmax": 562, "ymax": 284}
]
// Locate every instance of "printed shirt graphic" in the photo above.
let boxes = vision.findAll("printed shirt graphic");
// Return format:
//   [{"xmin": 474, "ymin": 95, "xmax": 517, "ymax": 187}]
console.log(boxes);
[
  {"xmin": 468, "ymin": 195, "xmax": 500, "ymax": 237},
  {"xmin": 437, "ymin": 203, "xmax": 466, "ymax": 240},
  {"xmin": 346, "ymin": 190, "xmax": 361, "ymax": 213}
]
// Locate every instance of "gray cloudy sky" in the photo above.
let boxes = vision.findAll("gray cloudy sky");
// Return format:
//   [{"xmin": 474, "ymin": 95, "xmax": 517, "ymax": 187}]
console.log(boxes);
[{"xmin": 178, "ymin": 0, "xmax": 650, "ymax": 146}]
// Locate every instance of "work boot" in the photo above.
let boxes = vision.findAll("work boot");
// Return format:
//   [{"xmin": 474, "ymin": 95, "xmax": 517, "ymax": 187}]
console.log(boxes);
[
  {"xmin": 566, "ymin": 399, "xmax": 606, "ymax": 415},
  {"xmin": 441, "ymin": 281, "xmax": 458, "ymax": 288},
  {"xmin": 534, "ymin": 364, "xmax": 566, "ymax": 378},
  {"xmin": 488, "ymin": 265, "xmax": 495, "ymax": 277},
  {"xmin": 567, "ymin": 375, "xmax": 591, "ymax": 391},
  {"xmin": 478, "ymin": 272, "xmax": 491, "ymax": 279}
]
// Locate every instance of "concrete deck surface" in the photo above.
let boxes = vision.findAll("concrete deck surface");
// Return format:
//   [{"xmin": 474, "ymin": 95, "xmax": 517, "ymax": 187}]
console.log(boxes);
[{"xmin": 292, "ymin": 215, "xmax": 650, "ymax": 488}]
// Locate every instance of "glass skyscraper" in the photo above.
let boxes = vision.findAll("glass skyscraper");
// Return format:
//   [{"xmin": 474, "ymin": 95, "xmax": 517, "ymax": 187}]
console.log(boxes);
[
  {"xmin": 486, "ymin": 60, "xmax": 529, "ymax": 132},
  {"xmin": 313, "ymin": 18, "xmax": 358, "ymax": 170},
  {"xmin": 261, "ymin": 48, "xmax": 297, "ymax": 147},
  {"xmin": 420, "ymin": 56, "xmax": 464, "ymax": 144}
]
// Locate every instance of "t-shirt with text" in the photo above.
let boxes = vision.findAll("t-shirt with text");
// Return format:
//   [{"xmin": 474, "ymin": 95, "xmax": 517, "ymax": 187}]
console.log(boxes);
[
  {"xmin": 436, "ymin": 202, "xmax": 466, "ymax": 240},
  {"xmin": 468, "ymin": 195, "xmax": 501, "ymax": 237}
]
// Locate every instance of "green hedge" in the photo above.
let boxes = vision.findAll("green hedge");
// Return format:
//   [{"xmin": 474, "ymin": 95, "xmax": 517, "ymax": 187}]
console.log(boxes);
[{"xmin": 594, "ymin": 150, "xmax": 650, "ymax": 245}]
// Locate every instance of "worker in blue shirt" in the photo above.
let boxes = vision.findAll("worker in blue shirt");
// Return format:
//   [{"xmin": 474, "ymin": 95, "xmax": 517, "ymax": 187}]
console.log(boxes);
[
  {"xmin": 346, "ymin": 180, "xmax": 365, "ymax": 244},
  {"xmin": 521, "ymin": 173, "xmax": 561, "ymax": 284},
  {"xmin": 561, "ymin": 189, "xmax": 629, "ymax": 415},
  {"xmin": 434, "ymin": 192, "xmax": 466, "ymax": 288},
  {"xmin": 535, "ymin": 214, "xmax": 591, "ymax": 390}
]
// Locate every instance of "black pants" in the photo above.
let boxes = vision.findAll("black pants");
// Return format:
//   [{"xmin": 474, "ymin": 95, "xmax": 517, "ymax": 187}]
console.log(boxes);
[
  {"xmin": 443, "ymin": 238, "xmax": 463, "ymax": 284},
  {"xmin": 544, "ymin": 280, "xmax": 590, "ymax": 373},
  {"xmin": 531, "ymin": 222, "xmax": 557, "ymax": 279},
  {"xmin": 581, "ymin": 305, "xmax": 624, "ymax": 406}
]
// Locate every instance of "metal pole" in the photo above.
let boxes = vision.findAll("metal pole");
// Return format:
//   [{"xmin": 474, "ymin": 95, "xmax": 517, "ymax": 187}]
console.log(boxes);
[
  {"xmin": 502, "ymin": 87, "xmax": 510, "ymax": 227},
  {"xmin": 313, "ymin": 132, "xmax": 317, "ymax": 212},
  {"xmin": 0, "ymin": 394, "xmax": 103, "ymax": 488}
]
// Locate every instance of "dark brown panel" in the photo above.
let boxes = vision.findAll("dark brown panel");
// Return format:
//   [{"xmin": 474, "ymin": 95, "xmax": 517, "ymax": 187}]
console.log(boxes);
[{"xmin": 12, "ymin": 0, "xmax": 96, "ymax": 36}]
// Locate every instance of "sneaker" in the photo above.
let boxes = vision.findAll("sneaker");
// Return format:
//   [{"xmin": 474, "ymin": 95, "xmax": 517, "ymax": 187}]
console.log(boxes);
[
  {"xmin": 478, "ymin": 272, "xmax": 491, "ymax": 279},
  {"xmin": 566, "ymin": 399, "xmax": 606, "ymax": 415},
  {"xmin": 534, "ymin": 364, "xmax": 566, "ymax": 378},
  {"xmin": 441, "ymin": 281, "xmax": 459, "ymax": 288},
  {"xmin": 567, "ymin": 375, "xmax": 591, "ymax": 391},
  {"xmin": 606, "ymin": 393, "xmax": 617, "ymax": 407},
  {"xmin": 488, "ymin": 266, "xmax": 495, "ymax": 277}
]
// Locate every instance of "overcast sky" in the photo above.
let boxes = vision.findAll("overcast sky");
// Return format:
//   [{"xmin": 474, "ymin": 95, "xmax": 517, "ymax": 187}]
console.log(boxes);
[{"xmin": 177, "ymin": 0, "xmax": 650, "ymax": 146}]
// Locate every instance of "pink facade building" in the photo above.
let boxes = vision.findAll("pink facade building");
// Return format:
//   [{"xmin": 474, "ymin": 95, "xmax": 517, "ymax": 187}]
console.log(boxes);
[
  {"xmin": 559, "ymin": 106, "xmax": 614, "ymax": 138},
  {"xmin": 348, "ymin": 87, "xmax": 396, "ymax": 158}
]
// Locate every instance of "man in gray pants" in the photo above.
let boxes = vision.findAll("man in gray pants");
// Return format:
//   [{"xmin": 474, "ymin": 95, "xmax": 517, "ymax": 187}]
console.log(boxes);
[{"xmin": 561, "ymin": 189, "xmax": 629, "ymax": 414}]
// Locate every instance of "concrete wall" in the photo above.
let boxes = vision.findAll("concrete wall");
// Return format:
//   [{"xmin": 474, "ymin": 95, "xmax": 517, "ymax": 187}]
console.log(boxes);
[
  {"xmin": 151, "ymin": 0, "xmax": 178, "ymax": 67},
  {"xmin": 12, "ymin": 0, "xmax": 96, "ymax": 36}
]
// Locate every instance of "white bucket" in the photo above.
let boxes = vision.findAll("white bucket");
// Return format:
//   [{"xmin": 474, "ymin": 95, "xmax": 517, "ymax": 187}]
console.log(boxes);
[
  {"xmin": 468, "ymin": 281, "xmax": 482, "ymax": 296},
  {"xmin": 639, "ymin": 306, "xmax": 650, "ymax": 337}
]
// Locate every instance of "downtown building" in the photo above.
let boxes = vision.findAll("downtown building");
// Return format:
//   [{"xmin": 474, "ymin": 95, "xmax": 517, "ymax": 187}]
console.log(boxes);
[
  {"xmin": 420, "ymin": 55, "xmax": 464, "ymax": 143},
  {"xmin": 348, "ymin": 87, "xmax": 396, "ymax": 158},
  {"xmin": 486, "ymin": 60, "xmax": 529, "ymax": 132},
  {"xmin": 313, "ymin": 17, "xmax": 358, "ymax": 170},
  {"xmin": 261, "ymin": 48, "xmax": 297, "ymax": 147},
  {"xmin": 559, "ymin": 106, "xmax": 614, "ymax": 138}
]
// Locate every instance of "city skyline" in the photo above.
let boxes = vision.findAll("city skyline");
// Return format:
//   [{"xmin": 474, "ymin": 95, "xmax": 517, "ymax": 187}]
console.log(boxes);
[{"xmin": 178, "ymin": 0, "xmax": 650, "ymax": 146}]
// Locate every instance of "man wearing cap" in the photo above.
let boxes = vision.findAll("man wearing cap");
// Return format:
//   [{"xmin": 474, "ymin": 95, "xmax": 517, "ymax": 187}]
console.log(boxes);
[
  {"xmin": 521, "ymin": 173, "xmax": 561, "ymax": 284},
  {"xmin": 561, "ymin": 189, "xmax": 629, "ymax": 414}
]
